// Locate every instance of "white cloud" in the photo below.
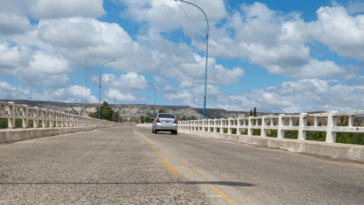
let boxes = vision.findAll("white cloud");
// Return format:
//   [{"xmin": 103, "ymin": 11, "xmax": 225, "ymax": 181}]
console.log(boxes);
[
  {"xmin": 344, "ymin": 1, "xmax": 364, "ymax": 15},
  {"xmin": 164, "ymin": 85, "xmax": 174, "ymax": 91},
  {"xmin": 309, "ymin": 6, "xmax": 364, "ymax": 62},
  {"xmin": 164, "ymin": 83, "xmax": 222, "ymax": 104},
  {"xmin": 68, "ymin": 85, "xmax": 98, "ymax": 103},
  {"xmin": 0, "ymin": 42, "xmax": 33, "ymax": 69},
  {"xmin": 94, "ymin": 72, "xmax": 147, "ymax": 91},
  {"xmin": 165, "ymin": 90, "xmax": 193, "ymax": 101},
  {"xmin": 11, "ymin": 17, "xmax": 163, "ymax": 72},
  {"xmin": 191, "ymin": 2, "xmax": 346, "ymax": 79},
  {"xmin": 0, "ymin": 13, "xmax": 33, "ymax": 34},
  {"xmin": 267, "ymin": 59, "xmax": 345, "ymax": 78},
  {"xmin": 189, "ymin": 84, "xmax": 223, "ymax": 95},
  {"xmin": 104, "ymin": 88, "xmax": 136, "ymax": 103},
  {"xmin": 167, "ymin": 53, "xmax": 245, "ymax": 85},
  {"xmin": 2, "ymin": 0, "xmax": 364, "ymax": 114},
  {"xmin": 6, "ymin": 16, "xmax": 245, "ymax": 87},
  {"xmin": 154, "ymin": 75, "xmax": 166, "ymax": 83},
  {"xmin": 12, "ymin": 51, "xmax": 72, "ymax": 88},
  {"xmin": 120, "ymin": 0, "xmax": 227, "ymax": 36},
  {"xmin": 207, "ymin": 79, "xmax": 364, "ymax": 113},
  {"xmin": 29, "ymin": 0, "xmax": 105, "ymax": 19},
  {"xmin": 0, "ymin": 81, "xmax": 100, "ymax": 103}
]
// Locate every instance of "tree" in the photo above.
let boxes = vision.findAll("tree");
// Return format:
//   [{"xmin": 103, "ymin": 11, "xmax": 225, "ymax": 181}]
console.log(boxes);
[
  {"xmin": 187, "ymin": 116, "xmax": 197, "ymax": 120},
  {"xmin": 181, "ymin": 116, "xmax": 187, "ymax": 121},
  {"xmin": 140, "ymin": 115, "xmax": 145, "ymax": 123},
  {"xmin": 249, "ymin": 110, "xmax": 253, "ymax": 116},
  {"xmin": 253, "ymin": 107, "xmax": 257, "ymax": 117},
  {"xmin": 158, "ymin": 109, "xmax": 166, "ymax": 113},
  {"xmin": 88, "ymin": 101, "xmax": 114, "ymax": 121},
  {"xmin": 113, "ymin": 111, "xmax": 119, "ymax": 122}
]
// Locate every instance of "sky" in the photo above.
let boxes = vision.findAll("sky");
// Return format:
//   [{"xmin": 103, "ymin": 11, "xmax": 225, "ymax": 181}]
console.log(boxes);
[{"xmin": 1, "ymin": 0, "xmax": 364, "ymax": 113}]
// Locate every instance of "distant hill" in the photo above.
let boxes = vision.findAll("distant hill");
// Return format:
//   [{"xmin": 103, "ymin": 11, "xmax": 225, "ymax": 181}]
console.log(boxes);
[
  {"xmin": 9, "ymin": 100, "xmax": 358, "ymax": 125},
  {"xmin": 2, "ymin": 99, "xmax": 257, "ymax": 119}
]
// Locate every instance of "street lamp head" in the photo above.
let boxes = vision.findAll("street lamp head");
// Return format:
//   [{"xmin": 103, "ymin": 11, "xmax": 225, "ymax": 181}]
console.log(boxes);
[{"xmin": 117, "ymin": 59, "xmax": 121, "ymax": 61}]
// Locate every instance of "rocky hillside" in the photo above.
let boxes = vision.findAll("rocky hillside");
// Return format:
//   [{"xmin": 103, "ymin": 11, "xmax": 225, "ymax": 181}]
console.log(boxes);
[
  {"xmin": 4, "ymin": 99, "xmax": 364, "ymax": 124},
  {"xmin": 3, "ymin": 99, "xmax": 258, "ymax": 119}
]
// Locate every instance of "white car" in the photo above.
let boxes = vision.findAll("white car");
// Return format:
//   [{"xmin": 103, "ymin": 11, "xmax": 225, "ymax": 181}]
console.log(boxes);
[{"xmin": 152, "ymin": 113, "xmax": 178, "ymax": 135}]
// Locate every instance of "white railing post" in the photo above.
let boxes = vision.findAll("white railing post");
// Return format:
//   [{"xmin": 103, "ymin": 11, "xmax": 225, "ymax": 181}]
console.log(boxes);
[
  {"xmin": 55, "ymin": 112, "xmax": 59, "ymax": 127},
  {"xmin": 213, "ymin": 119, "xmax": 217, "ymax": 133},
  {"xmin": 261, "ymin": 115, "xmax": 267, "ymax": 137},
  {"xmin": 228, "ymin": 118, "xmax": 232, "ymax": 134},
  {"xmin": 314, "ymin": 117, "xmax": 318, "ymax": 127},
  {"xmin": 326, "ymin": 111, "xmax": 338, "ymax": 143},
  {"xmin": 348, "ymin": 115, "xmax": 354, "ymax": 127},
  {"xmin": 22, "ymin": 105, "xmax": 29, "ymax": 128},
  {"xmin": 277, "ymin": 114, "xmax": 285, "ymax": 138},
  {"xmin": 220, "ymin": 119, "xmax": 223, "ymax": 133},
  {"xmin": 33, "ymin": 107, "xmax": 38, "ymax": 128},
  {"xmin": 236, "ymin": 117, "xmax": 241, "ymax": 135},
  {"xmin": 8, "ymin": 102, "xmax": 15, "ymax": 129},
  {"xmin": 298, "ymin": 113, "xmax": 307, "ymax": 140},
  {"xmin": 49, "ymin": 110, "xmax": 53, "ymax": 128},
  {"xmin": 248, "ymin": 116, "xmax": 253, "ymax": 136},
  {"xmin": 42, "ymin": 109, "xmax": 47, "ymax": 128}
]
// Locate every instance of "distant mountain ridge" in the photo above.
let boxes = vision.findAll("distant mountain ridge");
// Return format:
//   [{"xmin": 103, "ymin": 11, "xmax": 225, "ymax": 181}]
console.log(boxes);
[{"xmin": 2, "ymin": 99, "xmax": 259, "ymax": 119}]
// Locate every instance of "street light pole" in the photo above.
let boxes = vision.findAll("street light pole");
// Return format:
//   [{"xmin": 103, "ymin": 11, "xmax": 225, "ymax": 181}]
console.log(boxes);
[
  {"xmin": 98, "ymin": 59, "xmax": 121, "ymax": 123},
  {"xmin": 142, "ymin": 82, "xmax": 156, "ymax": 118},
  {"xmin": 86, "ymin": 59, "xmax": 88, "ymax": 104},
  {"xmin": 175, "ymin": 0, "xmax": 209, "ymax": 119}
]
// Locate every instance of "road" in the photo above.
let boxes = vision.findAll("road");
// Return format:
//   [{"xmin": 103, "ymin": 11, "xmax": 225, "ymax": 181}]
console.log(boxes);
[{"xmin": 0, "ymin": 126, "xmax": 363, "ymax": 204}]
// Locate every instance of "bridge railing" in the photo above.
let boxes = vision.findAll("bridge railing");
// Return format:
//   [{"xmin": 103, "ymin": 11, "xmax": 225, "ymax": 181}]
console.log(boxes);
[
  {"xmin": 178, "ymin": 111, "xmax": 364, "ymax": 143},
  {"xmin": 0, "ymin": 101, "xmax": 120, "ymax": 129}
]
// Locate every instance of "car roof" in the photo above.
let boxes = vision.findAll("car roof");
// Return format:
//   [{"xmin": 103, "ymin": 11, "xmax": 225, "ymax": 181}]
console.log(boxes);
[{"xmin": 158, "ymin": 113, "xmax": 175, "ymax": 116}]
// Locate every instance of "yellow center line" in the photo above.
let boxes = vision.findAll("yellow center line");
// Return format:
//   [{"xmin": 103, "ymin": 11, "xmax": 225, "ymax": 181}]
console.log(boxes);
[
  {"xmin": 152, "ymin": 149, "xmax": 180, "ymax": 177},
  {"xmin": 211, "ymin": 186, "xmax": 237, "ymax": 205},
  {"xmin": 137, "ymin": 131, "xmax": 237, "ymax": 204},
  {"xmin": 138, "ymin": 134, "xmax": 180, "ymax": 177}
]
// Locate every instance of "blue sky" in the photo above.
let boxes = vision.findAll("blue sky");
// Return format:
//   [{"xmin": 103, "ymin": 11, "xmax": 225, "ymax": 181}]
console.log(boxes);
[{"xmin": 1, "ymin": 0, "xmax": 364, "ymax": 113}]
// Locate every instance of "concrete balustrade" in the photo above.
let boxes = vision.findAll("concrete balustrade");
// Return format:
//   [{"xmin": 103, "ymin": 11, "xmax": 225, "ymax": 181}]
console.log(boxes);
[
  {"xmin": 178, "ymin": 111, "xmax": 364, "ymax": 144},
  {"xmin": 0, "ymin": 101, "xmax": 120, "ymax": 129}
]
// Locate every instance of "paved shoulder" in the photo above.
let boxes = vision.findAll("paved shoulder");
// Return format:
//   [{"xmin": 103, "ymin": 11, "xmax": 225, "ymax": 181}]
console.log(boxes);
[
  {"xmin": 136, "ymin": 126, "xmax": 364, "ymax": 205},
  {"xmin": 0, "ymin": 126, "xmax": 210, "ymax": 204}
]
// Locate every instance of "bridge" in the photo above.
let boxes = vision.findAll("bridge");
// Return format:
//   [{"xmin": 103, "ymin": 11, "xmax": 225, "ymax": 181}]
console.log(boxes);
[{"xmin": 0, "ymin": 101, "xmax": 364, "ymax": 204}]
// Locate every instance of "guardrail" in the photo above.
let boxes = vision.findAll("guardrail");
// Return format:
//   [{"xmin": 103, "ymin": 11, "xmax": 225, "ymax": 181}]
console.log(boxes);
[
  {"xmin": 0, "ymin": 101, "xmax": 120, "ymax": 128},
  {"xmin": 178, "ymin": 111, "xmax": 364, "ymax": 143}
]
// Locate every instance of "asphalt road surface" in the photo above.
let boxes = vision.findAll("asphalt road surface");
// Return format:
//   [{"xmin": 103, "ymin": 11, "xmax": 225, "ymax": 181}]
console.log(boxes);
[{"xmin": 0, "ymin": 126, "xmax": 363, "ymax": 204}]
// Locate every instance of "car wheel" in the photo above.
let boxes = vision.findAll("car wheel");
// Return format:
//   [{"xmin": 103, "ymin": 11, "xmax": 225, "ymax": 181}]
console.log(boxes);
[
  {"xmin": 154, "ymin": 130, "xmax": 158, "ymax": 134},
  {"xmin": 152, "ymin": 129, "xmax": 154, "ymax": 133},
  {"xmin": 171, "ymin": 131, "xmax": 174, "ymax": 135},
  {"xmin": 175, "ymin": 131, "xmax": 178, "ymax": 135}
]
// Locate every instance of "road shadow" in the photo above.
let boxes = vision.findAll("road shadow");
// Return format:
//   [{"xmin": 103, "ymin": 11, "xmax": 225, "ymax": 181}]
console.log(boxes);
[{"xmin": 0, "ymin": 181, "xmax": 254, "ymax": 187}]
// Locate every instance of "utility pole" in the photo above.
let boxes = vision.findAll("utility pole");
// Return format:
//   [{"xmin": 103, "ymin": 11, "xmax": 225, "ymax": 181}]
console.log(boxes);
[{"xmin": 86, "ymin": 59, "xmax": 88, "ymax": 104}]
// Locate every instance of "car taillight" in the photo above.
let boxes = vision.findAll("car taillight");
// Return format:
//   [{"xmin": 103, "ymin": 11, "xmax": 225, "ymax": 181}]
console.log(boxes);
[
  {"xmin": 174, "ymin": 119, "xmax": 177, "ymax": 124},
  {"xmin": 156, "ymin": 118, "xmax": 160, "ymax": 123}
]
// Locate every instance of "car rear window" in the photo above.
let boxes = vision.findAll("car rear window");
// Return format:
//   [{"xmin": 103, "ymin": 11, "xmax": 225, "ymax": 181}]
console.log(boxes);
[{"xmin": 158, "ymin": 114, "xmax": 175, "ymax": 119}]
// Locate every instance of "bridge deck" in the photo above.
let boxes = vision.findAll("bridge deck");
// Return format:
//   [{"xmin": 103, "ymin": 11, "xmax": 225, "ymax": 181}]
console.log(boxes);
[{"xmin": 0, "ymin": 126, "xmax": 363, "ymax": 204}]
